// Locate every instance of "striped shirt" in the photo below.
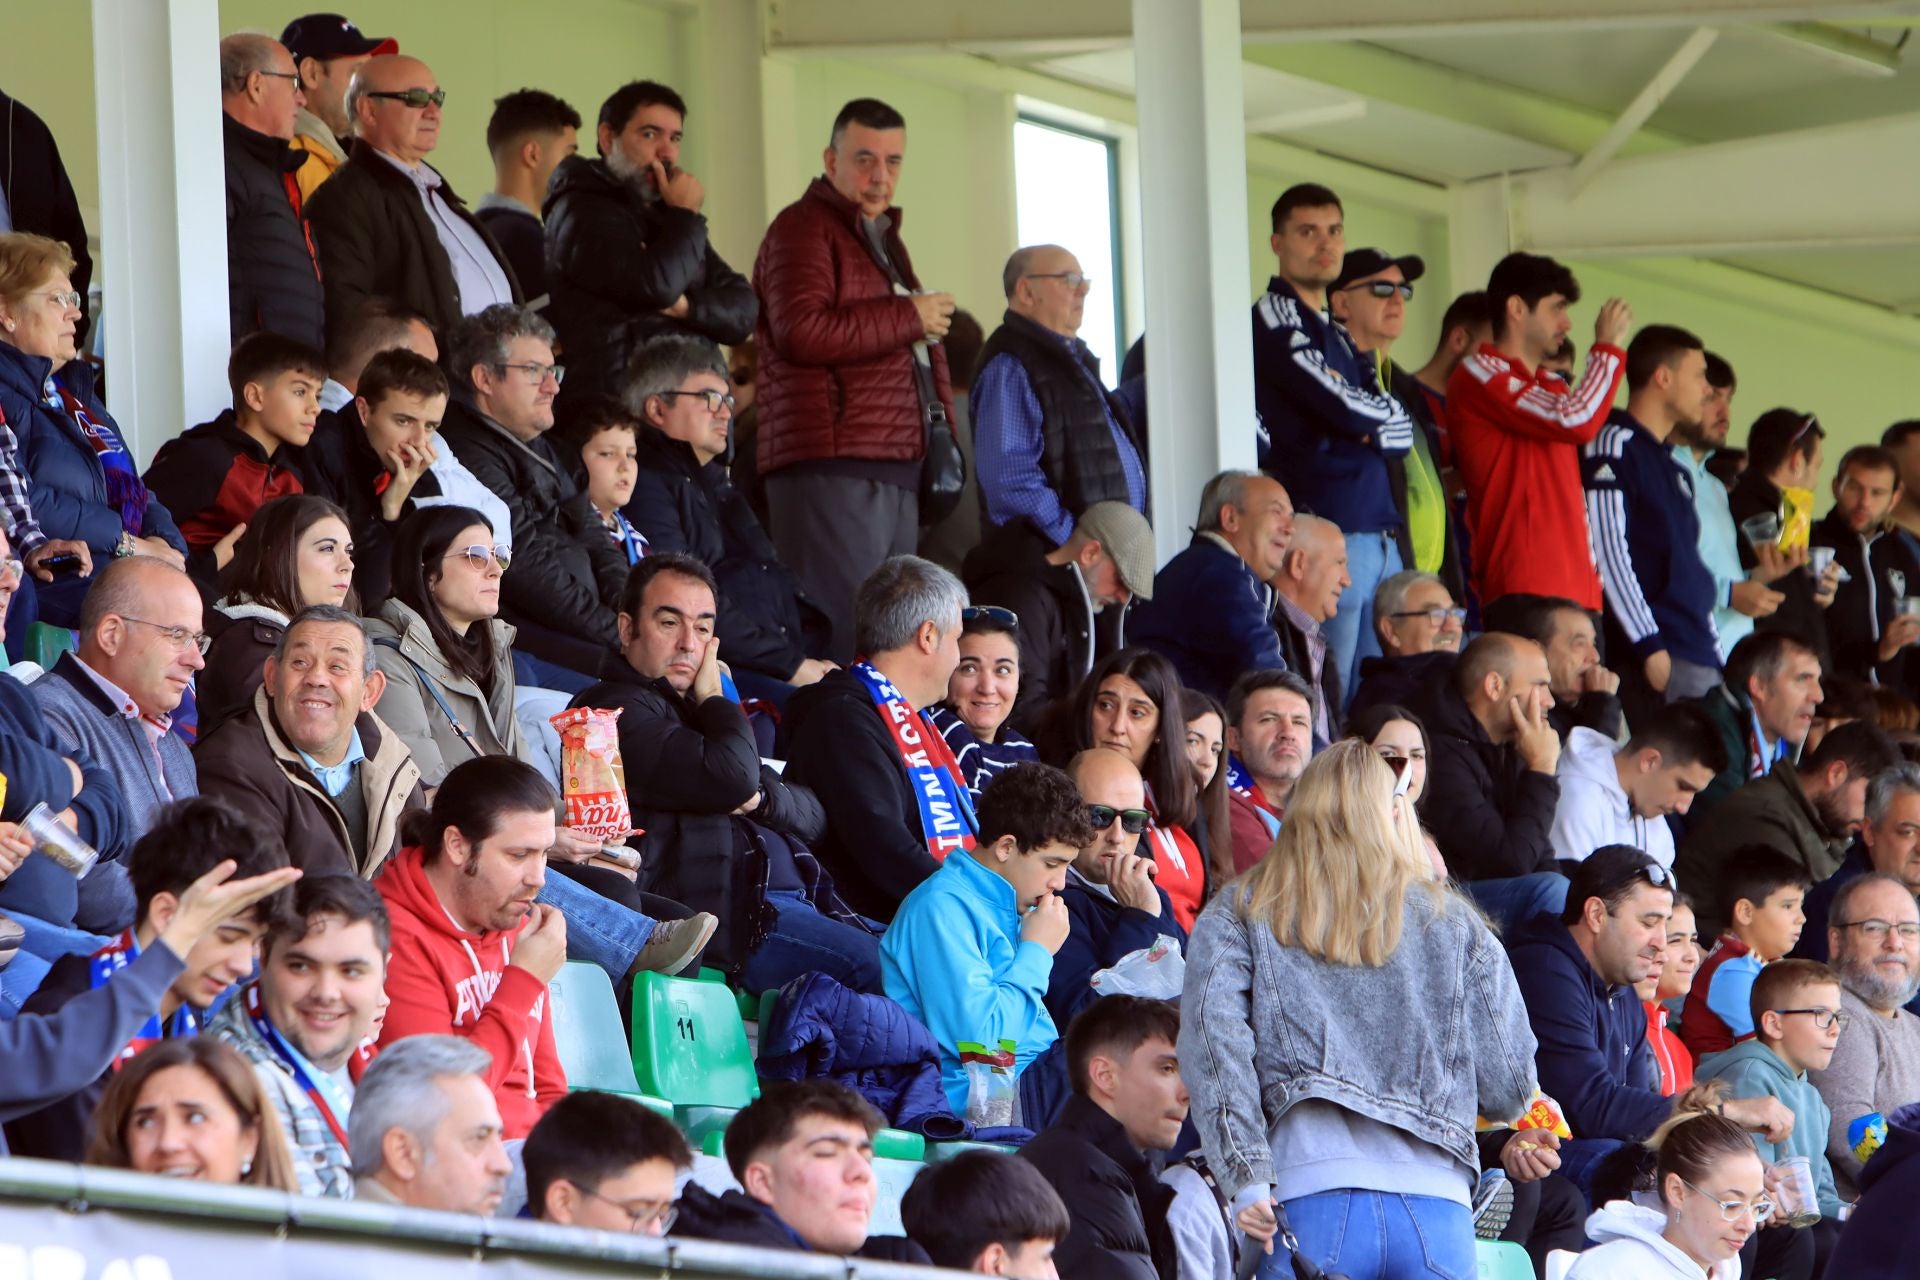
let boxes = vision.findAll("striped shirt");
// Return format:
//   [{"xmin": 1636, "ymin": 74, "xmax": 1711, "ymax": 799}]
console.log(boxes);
[{"xmin": 926, "ymin": 704, "xmax": 1039, "ymax": 796}]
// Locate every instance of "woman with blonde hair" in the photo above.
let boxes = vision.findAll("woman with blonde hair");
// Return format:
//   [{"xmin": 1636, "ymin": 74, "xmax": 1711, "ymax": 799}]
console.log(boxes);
[
  {"xmin": 87, "ymin": 1037, "xmax": 299, "ymax": 1193},
  {"xmin": 1181, "ymin": 739, "xmax": 1540, "ymax": 1279}
]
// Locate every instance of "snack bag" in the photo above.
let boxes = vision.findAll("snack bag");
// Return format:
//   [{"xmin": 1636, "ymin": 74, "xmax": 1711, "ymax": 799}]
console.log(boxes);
[
  {"xmin": 958, "ymin": 1040, "xmax": 1020, "ymax": 1129},
  {"xmin": 550, "ymin": 707, "xmax": 632, "ymax": 844},
  {"xmin": 1779, "ymin": 486, "xmax": 1814, "ymax": 554},
  {"xmin": 1514, "ymin": 1089, "xmax": 1573, "ymax": 1140}
]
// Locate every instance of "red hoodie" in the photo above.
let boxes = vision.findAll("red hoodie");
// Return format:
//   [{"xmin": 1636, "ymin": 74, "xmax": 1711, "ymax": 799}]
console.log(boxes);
[
  {"xmin": 375, "ymin": 845, "xmax": 566, "ymax": 1138},
  {"xmin": 1446, "ymin": 341, "xmax": 1625, "ymax": 609}
]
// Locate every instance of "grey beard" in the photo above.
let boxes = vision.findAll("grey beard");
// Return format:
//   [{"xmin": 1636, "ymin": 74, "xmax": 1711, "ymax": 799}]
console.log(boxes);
[
  {"xmin": 605, "ymin": 148, "xmax": 659, "ymax": 204},
  {"xmin": 1841, "ymin": 952, "xmax": 1920, "ymax": 1012}
]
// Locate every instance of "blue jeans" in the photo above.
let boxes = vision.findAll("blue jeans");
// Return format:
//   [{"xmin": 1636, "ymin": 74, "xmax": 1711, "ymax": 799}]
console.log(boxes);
[
  {"xmin": 740, "ymin": 890, "xmax": 883, "ymax": 995},
  {"xmin": 536, "ymin": 871, "xmax": 656, "ymax": 980},
  {"xmin": 1461, "ymin": 872, "xmax": 1569, "ymax": 937},
  {"xmin": 0, "ymin": 911, "xmax": 110, "ymax": 1019},
  {"xmin": 1258, "ymin": 1190, "xmax": 1475, "ymax": 1280},
  {"xmin": 1323, "ymin": 530, "xmax": 1403, "ymax": 707}
]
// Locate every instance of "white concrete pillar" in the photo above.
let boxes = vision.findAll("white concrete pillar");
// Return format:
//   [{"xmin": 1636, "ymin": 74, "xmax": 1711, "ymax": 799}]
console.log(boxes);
[
  {"xmin": 1448, "ymin": 175, "xmax": 1513, "ymax": 304},
  {"xmin": 685, "ymin": 0, "xmax": 770, "ymax": 275},
  {"xmin": 91, "ymin": 0, "xmax": 229, "ymax": 465},
  {"xmin": 1130, "ymin": 0, "xmax": 1257, "ymax": 570}
]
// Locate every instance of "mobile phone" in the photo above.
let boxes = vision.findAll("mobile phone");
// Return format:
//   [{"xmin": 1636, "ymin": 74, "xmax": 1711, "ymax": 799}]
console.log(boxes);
[{"xmin": 41, "ymin": 552, "xmax": 83, "ymax": 578}]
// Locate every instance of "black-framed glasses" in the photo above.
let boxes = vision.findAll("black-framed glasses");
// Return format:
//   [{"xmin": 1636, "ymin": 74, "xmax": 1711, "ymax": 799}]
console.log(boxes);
[
  {"xmin": 367, "ymin": 87, "xmax": 447, "ymax": 109},
  {"xmin": 1680, "ymin": 1179, "xmax": 1774, "ymax": 1224},
  {"xmin": 576, "ymin": 1183, "xmax": 676, "ymax": 1234},
  {"xmin": 962, "ymin": 605, "xmax": 1019, "ymax": 630},
  {"xmin": 1840, "ymin": 918, "xmax": 1920, "ymax": 941},
  {"xmin": 498, "ymin": 361, "xmax": 564, "ymax": 386},
  {"xmin": 657, "ymin": 389, "xmax": 735, "ymax": 414},
  {"xmin": 1388, "ymin": 606, "xmax": 1466, "ymax": 626},
  {"xmin": 1342, "ymin": 280, "xmax": 1414, "ymax": 301},
  {"xmin": 257, "ymin": 70, "xmax": 301, "ymax": 84},
  {"xmin": 1025, "ymin": 271, "xmax": 1093, "ymax": 290},
  {"xmin": 1086, "ymin": 804, "xmax": 1150, "ymax": 834},
  {"xmin": 1774, "ymin": 1007, "xmax": 1851, "ymax": 1032},
  {"xmin": 444, "ymin": 543, "xmax": 512, "ymax": 572},
  {"xmin": 117, "ymin": 615, "xmax": 212, "ymax": 655}
]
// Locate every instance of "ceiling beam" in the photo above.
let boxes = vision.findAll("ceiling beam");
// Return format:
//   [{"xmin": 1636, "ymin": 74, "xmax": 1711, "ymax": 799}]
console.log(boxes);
[
  {"xmin": 1244, "ymin": 101, "xmax": 1369, "ymax": 134},
  {"xmin": 1570, "ymin": 27, "xmax": 1719, "ymax": 191}
]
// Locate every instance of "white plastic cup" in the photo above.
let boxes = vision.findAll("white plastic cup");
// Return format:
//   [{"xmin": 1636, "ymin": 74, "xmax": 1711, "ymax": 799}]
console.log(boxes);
[
  {"xmin": 1776, "ymin": 1155, "xmax": 1821, "ymax": 1228},
  {"xmin": 21, "ymin": 802, "xmax": 99, "ymax": 878},
  {"xmin": 1741, "ymin": 512, "xmax": 1782, "ymax": 548},
  {"xmin": 1809, "ymin": 547, "xmax": 1836, "ymax": 579}
]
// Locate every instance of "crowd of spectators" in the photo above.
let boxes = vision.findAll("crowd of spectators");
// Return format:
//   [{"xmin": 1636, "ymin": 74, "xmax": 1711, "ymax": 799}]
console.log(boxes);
[{"xmin": 4, "ymin": 14, "xmax": 1920, "ymax": 1280}]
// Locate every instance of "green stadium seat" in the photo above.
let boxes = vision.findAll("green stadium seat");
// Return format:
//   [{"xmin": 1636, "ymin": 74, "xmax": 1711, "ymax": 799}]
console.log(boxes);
[
  {"xmin": 546, "ymin": 962, "xmax": 671, "ymax": 1118},
  {"xmin": 1477, "ymin": 1239, "xmax": 1534, "ymax": 1279},
  {"xmin": 926, "ymin": 1139, "xmax": 1018, "ymax": 1161},
  {"xmin": 25, "ymin": 623, "xmax": 75, "ymax": 670},
  {"xmin": 631, "ymin": 970, "xmax": 760, "ymax": 1141}
]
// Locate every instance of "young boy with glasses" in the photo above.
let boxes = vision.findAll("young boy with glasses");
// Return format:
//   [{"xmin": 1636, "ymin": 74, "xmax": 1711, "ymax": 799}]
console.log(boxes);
[
  {"xmin": 523, "ymin": 1090, "xmax": 691, "ymax": 1235},
  {"xmin": 1695, "ymin": 958, "xmax": 1851, "ymax": 1266}
]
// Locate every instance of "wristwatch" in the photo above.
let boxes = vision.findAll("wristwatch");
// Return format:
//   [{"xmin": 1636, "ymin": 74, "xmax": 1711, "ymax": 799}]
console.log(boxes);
[{"xmin": 112, "ymin": 532, "xmax": 136, "ymax": 558}]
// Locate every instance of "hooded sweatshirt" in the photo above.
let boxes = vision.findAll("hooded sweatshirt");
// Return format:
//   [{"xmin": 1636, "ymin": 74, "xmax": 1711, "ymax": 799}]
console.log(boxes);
[
  {"xmin": 1694, "ymin": 1037, "xmax": 1844, "ymax": 1216},
  {"xmin": 375, "ymin": 845, "xmax": 566, "ymax": 1138},
  {"xmin": 1550, "ymin": 726, "xmax": 1677, "ymax": 867},
  {"xmin": 1566, "ymin": 1201, "xmax": 1743, "ymax": 1279}
]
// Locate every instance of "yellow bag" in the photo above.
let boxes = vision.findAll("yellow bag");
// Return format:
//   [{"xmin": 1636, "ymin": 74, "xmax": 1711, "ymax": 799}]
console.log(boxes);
[{"xmin": 1779, "ymin": 486, "xmax": 1814, "ymax": 554}]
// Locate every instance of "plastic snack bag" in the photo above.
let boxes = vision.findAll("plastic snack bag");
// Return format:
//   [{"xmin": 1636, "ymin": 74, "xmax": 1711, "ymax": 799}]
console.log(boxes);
[
  {"xmin": 1779, "ymin": 486, "xmax": 1814, "ymax": 554},
  {"xmin": 550, "ymin": 706, "xmax": 632, "ymax": 844},
  {"xmin": 958, "ymin": 1040, "xmax": 1021, "ymax": 1129},
  {"xmin": 1090, "ymin": 935, "xmax": 1186, "ymax": 1000}
]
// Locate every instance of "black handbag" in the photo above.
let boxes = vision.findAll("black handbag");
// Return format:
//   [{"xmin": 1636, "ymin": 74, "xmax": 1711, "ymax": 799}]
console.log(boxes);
[{"xmin": 917, "ymin": 392, "xmax": 965, "ymax": 525}]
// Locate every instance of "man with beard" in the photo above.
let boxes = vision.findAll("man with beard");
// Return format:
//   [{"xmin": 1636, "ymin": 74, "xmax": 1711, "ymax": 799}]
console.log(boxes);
[
  {"xmin": 1813, "ymin": 446, "xmax": 1920, "ymax": 693},
  {"xmin": 1797, "ymin": 765, "xmax": 1920, "ymax": 997},
  {"xmin": 1679, "ymin": 720, "xmax": 1901, "ymax": 936},
  {"xmin": 544, "ymin": 80, "xmax": 756, "ymax": 408},
  {"xmin": 1808, "ymin": 873, "xmax": 1920, "ymax": 1198},
  {"xmin": 1221, "ymin": 670, "xmax": 1313, "ymax": 874},
  {"xmin": 1583, "ymin": 325, "xmax": 1724, "ymax": 720}
]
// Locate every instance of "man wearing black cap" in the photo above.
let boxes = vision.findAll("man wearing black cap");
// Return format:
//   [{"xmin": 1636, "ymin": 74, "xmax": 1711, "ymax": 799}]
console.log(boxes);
[
  {"xmin": 280, "ymin": 13, "xmax": 396, "ymax": 203},
  {"xmin": 1332, "ymin": 247, "xmax": 1466, "ymax": 610},
  {"xmin": 1253, "ymin": 185, "xmax": 1413, "ymax": 705}
]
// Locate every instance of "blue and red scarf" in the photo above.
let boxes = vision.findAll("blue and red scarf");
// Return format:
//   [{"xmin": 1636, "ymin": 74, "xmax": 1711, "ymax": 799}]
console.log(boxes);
[
  {"xmin": 52, "ymin": 378, "xmax": 149, "ymax": 538},
  {"xmin": 245, "ymin": 984, "xmax": 354, "ymax": 1149},
  {"xmin": 850, "ymin": 661, "xmax": 977, "ymax": 861},
  {"xmin": 89, "ymin": 929, "xmax": 198, "ymax": 1067}
]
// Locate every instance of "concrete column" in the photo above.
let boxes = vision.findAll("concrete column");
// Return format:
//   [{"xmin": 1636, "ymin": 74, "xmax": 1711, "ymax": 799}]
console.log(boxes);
[
  {"xmin": 685, "ymin": 0, "xmax": 770, "ymax": 274},
  {"xmin": 1448, "ymin": 175, "xmax": 1513, "ymax": 302},
  {"xmin": 1130, "ymin": 0, "xmax": 1257, "ymax": 570},
  {"xmin": 91, "ymin": 0, "xmax": 228, "ymax": 464}
]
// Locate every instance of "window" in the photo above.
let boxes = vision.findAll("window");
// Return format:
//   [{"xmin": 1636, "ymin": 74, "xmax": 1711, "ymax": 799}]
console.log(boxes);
[{"xmin": 1013, "ymin": 117, "xmax": 1125, "ymax": 388}]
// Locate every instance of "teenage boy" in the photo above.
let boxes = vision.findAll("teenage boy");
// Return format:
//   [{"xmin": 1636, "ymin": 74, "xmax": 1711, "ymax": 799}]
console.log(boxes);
[
  {"xmin": 143, "ymin": 331, "xmax": 325, "ymax": 585},
  {"xmin": 209, "ymin": 873, "xmax": 390, "ymax": 1198},
  {"xmin": 901, "ymin": 1149, "xmax": 1072, "ymax": 1276},
  {"xmin": 3, "ymin": 797, "xmax": 298, "ymax": 1160},
  {"xmin": 881, "ymin": 762, "xmax": 1097, "ymax": 1128},
  {"xmin": 523, "ymin": 1090, "xmax": 692, "ymax": 1234},
  {"xmin": 1695, "ymin": 958, "xmax": 1850, "ymax": 1263},
  {"xmin": 559, "ymin": 397, "xmax": 649, "ymax": 565},
  {"xmin": 1682, "ymin": 845, "xmax": 1810, "ymax": 1059}
]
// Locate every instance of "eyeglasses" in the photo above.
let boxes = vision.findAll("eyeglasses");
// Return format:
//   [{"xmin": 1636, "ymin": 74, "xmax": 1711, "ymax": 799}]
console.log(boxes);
[
  {"xmin": 38, "ymin": 290, "xmax": 83, "ymax": 311},
  {"xmin": 1024, "ymin": 271, "xmax": 1094, "ymax": 290},
  {"xmin": 1680, "ymin": 1179, "xmax": 1774, "ymax": 1224},
  {"xmin": 444, "ymin": 544, "xmax": 512, "ymax": 572},
  {"xmin": 657, "ymin": 389, "xmax": 735, "ymax": 414},
  {"xmin": 1840, "ymin": 919, "xmax": 1920, "ymax": 942},
  {"xmin": 498, "ymin": 362, "xmax": 564, "ymax": 386},
  {"xmin": 1388, "ymin": 606, "xmax": 1466, "ymax": 626},
  {"xmin": 256, "ymin": 70, "xmax": 301, "ymax": 84},
  {"xmin": 1086, "ymin": 804, "xmax": 1150, "ymax": 834},
  {"xmin": 576, "ymin": 1183, "xmax": 677, "ymax": 1234},
  {"xmin": 0, "ymin": 556, "xmax": 21, "ymax": 583},
  {"xmin": 1342, "ymin": 280, "xmax": 1415, "ymax": 301},
  {"xmin": 367, "ymin": 87, "xmax": 447, "ymax": 109},
  {"xmin": 962, "ymin": 605, "xmax": 1019, "ymax": 630},
  {"xmin": 1774, "ymin": 1007, "xmax": 1851, "ymax": 1032},
  {"xmin": 117, "ymin": 615, "xmax": 212, "ymax": 655}
]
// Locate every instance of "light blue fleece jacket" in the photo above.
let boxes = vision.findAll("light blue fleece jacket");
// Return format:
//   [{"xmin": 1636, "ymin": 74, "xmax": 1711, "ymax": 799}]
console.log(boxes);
[
  {"xmin": 880, "ymin": 849, "xmax": 1058, "ymax": 1113},
  {"xmin": 1695, "ymin": 1037, "xmax": 1845, "ymax": 1216}
]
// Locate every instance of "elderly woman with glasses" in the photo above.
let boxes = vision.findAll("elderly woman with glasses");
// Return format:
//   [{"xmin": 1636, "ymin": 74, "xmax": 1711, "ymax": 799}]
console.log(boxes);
[
  {"xmin": 927, "ymin": 606, "xmax": 1039, "ymax": 796},
  {"xmin": 0, "ymin": 232, "xmax": 186, "ymax": 648}
]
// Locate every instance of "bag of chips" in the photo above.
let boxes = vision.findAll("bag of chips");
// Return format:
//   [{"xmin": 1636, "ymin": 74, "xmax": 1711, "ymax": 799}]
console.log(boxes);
[{"xmin": 550, "ymin": 707, "xmax": 631, "ymax": 844}]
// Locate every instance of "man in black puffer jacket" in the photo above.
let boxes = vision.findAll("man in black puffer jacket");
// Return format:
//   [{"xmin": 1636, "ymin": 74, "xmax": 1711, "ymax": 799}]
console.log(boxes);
[
  {"xmin": 441, "ymin": 306, "xmax": 626, "ymax": 687},
  {"xmin": 545, "ymin": 80, "xmax": 756, "ymax": 411},
  {"xmin": 617, "ymin": 338, "xmax": 829, "ymax": 704},
  {"xmin": 219, "ymin": 34, "xmax": 325, "ymax": 348}
]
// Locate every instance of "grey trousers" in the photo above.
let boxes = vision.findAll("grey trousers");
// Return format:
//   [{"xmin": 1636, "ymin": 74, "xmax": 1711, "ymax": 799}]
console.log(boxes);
[{"xmin": 766, "ymin": 472, "xmax": 919, "ymax": 663}]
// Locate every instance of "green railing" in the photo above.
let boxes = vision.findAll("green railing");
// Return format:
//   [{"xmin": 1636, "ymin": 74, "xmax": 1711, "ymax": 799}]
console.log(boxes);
[{"xmin": 0, "ymin": 1158, "xmax": 957, "ymax": 1278}]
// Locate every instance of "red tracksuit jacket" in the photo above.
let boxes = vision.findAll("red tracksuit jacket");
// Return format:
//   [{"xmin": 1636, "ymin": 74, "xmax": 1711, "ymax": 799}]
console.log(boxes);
[
  {"xmin": 376, "ymin": 845, "xmax": 566, "ymax": 1138},
  {"xmin": 1447, "ymin": 342, "xmax": 1625, "ymax": 609}
]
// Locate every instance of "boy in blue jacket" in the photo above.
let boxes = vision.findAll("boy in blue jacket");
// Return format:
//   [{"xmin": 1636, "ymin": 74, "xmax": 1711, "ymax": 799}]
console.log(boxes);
[{"xmin": 881, "ymin": 762, "xmax": 1096, "ymax": 1127}]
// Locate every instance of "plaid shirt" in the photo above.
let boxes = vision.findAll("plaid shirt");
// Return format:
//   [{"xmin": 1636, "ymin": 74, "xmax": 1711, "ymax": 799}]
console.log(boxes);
[{"xmin": 0, "ymin": 414, "xmax": 45, "ymax": 552}]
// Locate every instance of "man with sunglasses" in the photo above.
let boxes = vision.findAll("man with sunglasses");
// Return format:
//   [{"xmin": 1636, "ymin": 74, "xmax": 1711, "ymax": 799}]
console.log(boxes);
[
  {"xmin": 1045, "ymin": 750, "xmax": 1182, "ymax": 1029},
  {"xmin": 973, "ymin": 245, "xmax": 1147, "ymax": 554},
  {"xmin": 1254, "ymin": 188, "xmax": 1414, "ymax": 705},
  {"xmin": 305, "ymin": 54, "xmax": 520, "ymax": 346}
]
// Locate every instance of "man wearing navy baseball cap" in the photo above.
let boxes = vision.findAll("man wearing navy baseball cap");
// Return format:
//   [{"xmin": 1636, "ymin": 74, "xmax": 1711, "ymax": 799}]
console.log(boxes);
[{"xmin": 281, "ymin": 13, "xmax": 397, "ymax": 201}]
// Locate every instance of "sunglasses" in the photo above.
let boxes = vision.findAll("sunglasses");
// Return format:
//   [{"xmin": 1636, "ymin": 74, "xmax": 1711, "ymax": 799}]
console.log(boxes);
[
  {"xmin": 962, "ymin": 605, "xmax": 1019, "ymax": 630},
  {"xmin": 445, "ymin": 543, "xmax": 512, "ymax": 571},
  {"xmin": 1086, "ymin": 804, "xmax": 1151, "ymax": 834},
  {"xmin": 368, "ymin": 87, "xmax": 447, "ymax": 109},
  {"xmin": 1342, "ymin": 280, "xmax": 1414, "ymax": 300}
]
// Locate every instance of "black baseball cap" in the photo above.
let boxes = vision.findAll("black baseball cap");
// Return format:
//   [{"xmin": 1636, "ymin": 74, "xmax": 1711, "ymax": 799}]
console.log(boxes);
[
  {"xmin": 280, "ymin": 14, "xmax": 399, "ymax": 62},
  {"xmin": 1331, "ymin": 248, "xmax": 1426, "ymax": 293}
]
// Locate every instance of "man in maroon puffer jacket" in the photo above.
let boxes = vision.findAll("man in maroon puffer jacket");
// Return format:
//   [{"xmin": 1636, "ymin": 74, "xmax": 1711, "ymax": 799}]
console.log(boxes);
[{"xmin": 753, "ymin": 97, "xmax": 958, "ymax": 662}]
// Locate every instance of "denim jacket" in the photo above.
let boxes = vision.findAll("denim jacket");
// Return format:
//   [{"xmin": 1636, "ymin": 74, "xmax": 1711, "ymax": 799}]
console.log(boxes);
[{"xmin": 1180, "ymin": 885, "xmax": 1538, "ymax": 1201}]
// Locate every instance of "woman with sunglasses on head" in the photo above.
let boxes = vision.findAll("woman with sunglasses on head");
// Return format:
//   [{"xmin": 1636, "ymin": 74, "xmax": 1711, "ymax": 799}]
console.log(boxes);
[
  {"xmin": 927, "ymin": 606, "xmax": 1039, "ymax": 796},
  {"xmin": 1729, "ymin": 408, "xmax": 1839, "ymax": 675},
  {"xmin": 0, "ymin": 233, "xmax": 186, "ymax": 647},
  {"xmin": 197, "ymin": 494, "xmax": 356, "ymax": 735},
  {"xmin": 1064, "ymin": 647, "xmax": 1208, "ymax": 931}
]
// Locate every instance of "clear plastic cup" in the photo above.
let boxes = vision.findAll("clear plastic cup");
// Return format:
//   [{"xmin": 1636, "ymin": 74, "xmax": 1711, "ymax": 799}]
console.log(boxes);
[
  {"xmin": 1902, "ymin": 597, "xmax": 1920, "ymax": 619},
  {"xmin": 1775, "ymin": 1154, "xmax": 1821, "ymax": 1228},
  {"xmin": 1809, "ymin": 546, "xmax": 1836, "ymax": 579},
  {"xmin": 1741, "ymin": 512, "xmax": 1782, "ymax": 548},
  {"xmin": 21, "ymin": 802, "xmax": 99, "ymax": 878}
]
